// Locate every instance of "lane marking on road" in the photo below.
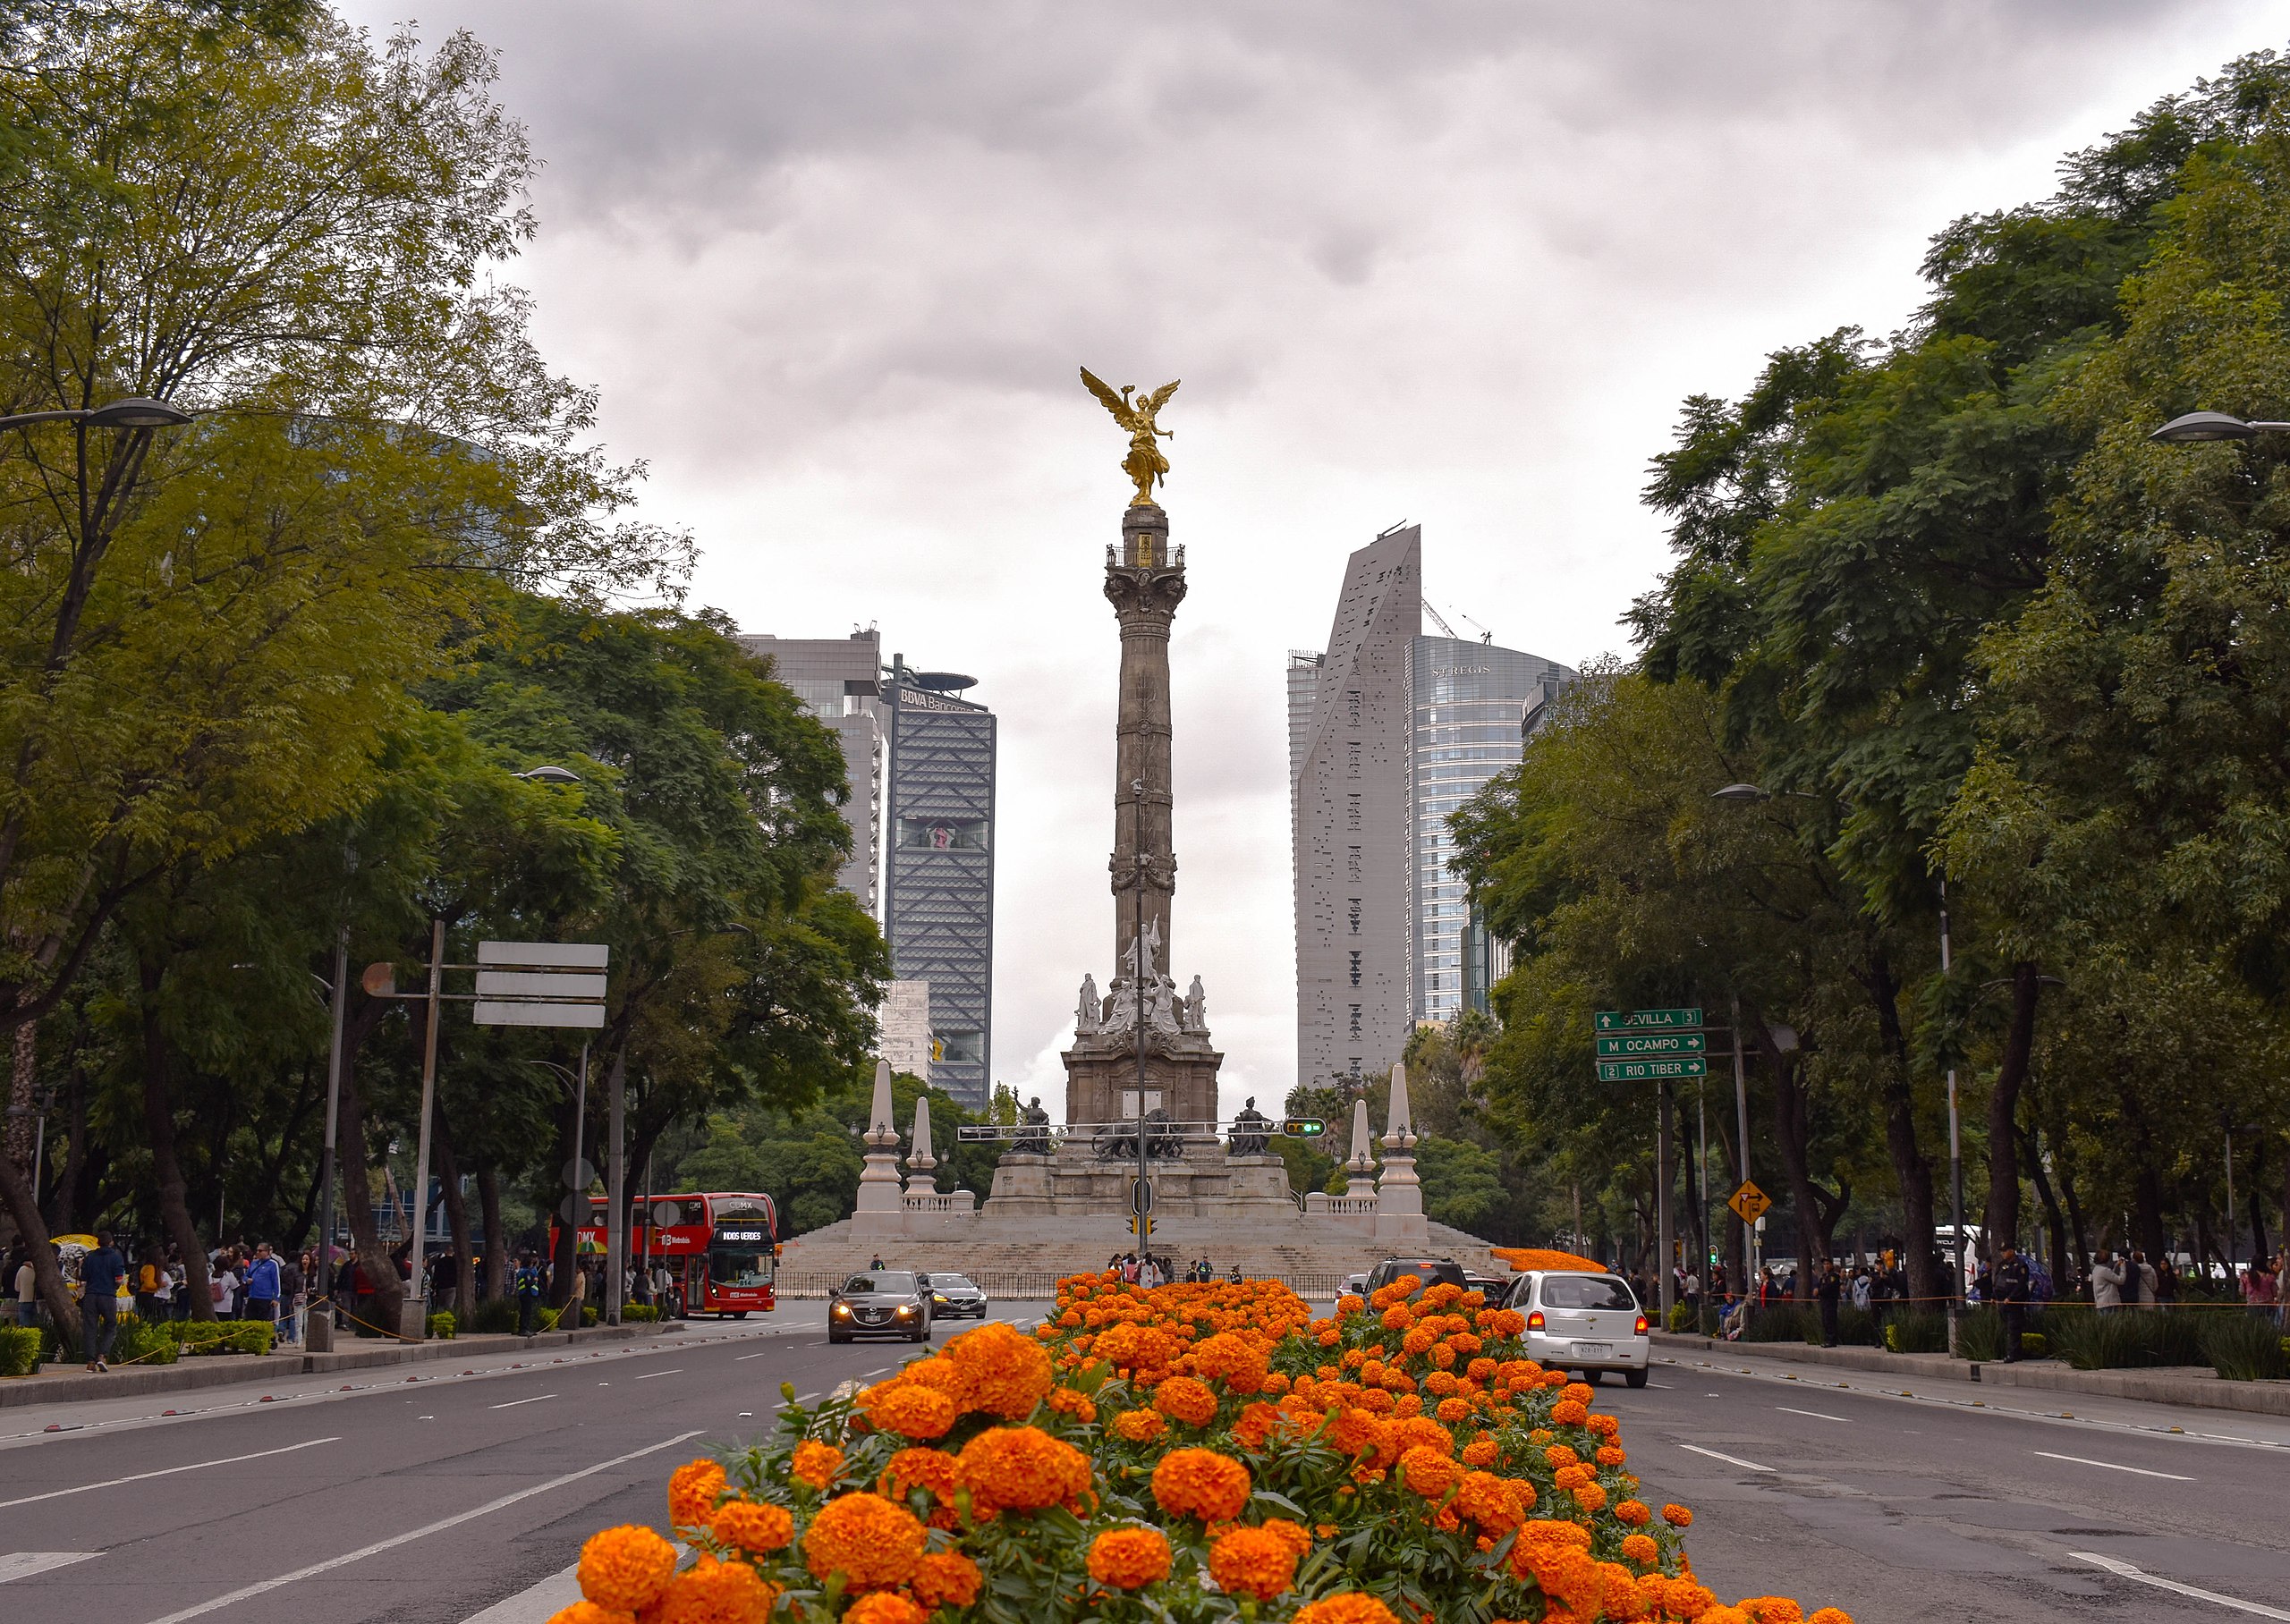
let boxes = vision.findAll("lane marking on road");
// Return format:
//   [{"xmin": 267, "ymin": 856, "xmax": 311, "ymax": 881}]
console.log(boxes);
[
  {"xmin": 138, "ymin": 1429, "xmax": 706, "ymax": 1624},
  {"xmin": 0, "ymin": 1436, "xmax": 341, "ymax": 1510},
  {"xmin": 2073, "ymin": 1552, "xmax": 2290, "ymax": 1620},
  {"xmin": 734, "ymin": 1351, "xmax": 771, "ymax": 1361},
  {"xmin": 488, "ymin": 1395, "xmax": 556, "ymax": 1410},
  {"xmin": 634, "ymin": 1369, "xmax": 682, "ymax": 1381},
  {"xmin": 0, "ymin": 1552, "xmax": 100, "ymax": 1583},
  {"xmin": 1676, "ymin": 1442, "xmax": 1773, "ymax": 1473},
  {"xmin": 1775, "ymin": 1406, "xmax": 1848, "ymax": 1423},
  {"xmin": 2036, "ymin": 1451, "xmax": 2192, "ymax": 1481}
]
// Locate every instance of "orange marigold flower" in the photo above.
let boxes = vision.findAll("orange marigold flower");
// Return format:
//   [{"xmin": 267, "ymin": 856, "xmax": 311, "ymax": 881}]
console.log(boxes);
[
  {"xmin": 1572, "ymin": 1481, "xmax": 1607, "ymax": 1512},
  {"xmin": 1613, "ymin": 1497, "xmax": 1651, "ymax": 1527},
  {"xmin": 957, "ymin": 1425, "xmax": 1093, "ymax": 1514},
  {"xmin": 1113, "ymin": 1408, "xmax": 1166, "ymax": 1442},
  {"xmin": 1087, "ymin": 1526, "xmax": 1174, "ymax": 1588},
  {"xmin": 1380, "ymin": 1305, "xmax": 1414, "ymax": 1331},
  {"xmin": 1358, "ymin": 1388, "xmax": 1397, "ymax": 1416},
  {"xmin": 1293, "ymin": 1594, "xmax": 1402, "ymax": 1624},
  {"xmin": 1435, "ymin": 1397, "xmax": 1472, "ymax": 1424},
  {"xmin": 1046, "ymin": 1386, "xmax": 1096, "ymax": 1423},
  {"xmin": 1191, "ymin": 1332, "xmax": 1272, "ymax": 1393},
  {"xmin": 1545, "ymin": 1444, "xmax": 1580, "ymax": 1468},
  {"xmin": 881, "ymin": 1447, "xmax": 961, "ymax": 1507},
  {"xmin": 1621, "ymin": 1533, "xmax": 1658, "ymax": 1565},
  {"xmin": 1208, "ymin": 1525, "xmax": 1300, "ymax": 1602},
  {"xmin": 1739, "ymin": 1603, "xmax": 1805, "ymax": 1624},
  {"xmin": 844, "ymin": 1596, "xmax": 927, "ymax": 1624},
  {"xmin": 1398, "ymin": 1444, "xmax": 1463, "ymax": 1501},
  {"xmin": 1550, "ymin": 1400, "xmax": 1590, "ymax": 1426},
  {"xmin": 1661, "ymin": 1502, "xmax": 1693, "ymax": 1527},
  {"xmin": 910, "ymin": 1551, "xmax": 984, "ymax": 1610},
  {"xmin": 1092, "ymin": 1321, "xmax": 1179, "ymax": 1375},
  {"xmin": 1336, "ymin": 1293, "xmax": 1366, "ymax": 1315},
  {"xmin": 643, "ymin": 1554, "xmax": 775, "ymax": 1624},
  {"xmin": 668, "ymin": 1460, "xmax": 728, "ymax": 1527},
  {"xmin": 944, "ymin": 1320, "xmax": 1056, "ymax": 1418},
  {"xmin": 1461, "ymin": 1438, "xmax": 1498, "ymax": 1467},
  {"xmin": 802, "ymin": 1493, "xmax": 926, "ymax": 1589},
  {"xmin": 790, "ymin": 1441, "xmax": 844, "ymax": 1492},
  {"xmin": 577, "ymin": 1525, "xmax": 677, "ymax": 1612},
  {"xmin": 709, "ymin": 1500, "xmax": 794, "ymax": 1553},
  {"xmin": 1467, "ymin": 1357, "xmax": 1497, "ymax": 1383},
  {"xmin": 1807, "ymin": 1611, "xmax": 1854, "ymax": 1624},
  {"xmin": 1452, "ymin": 1470, "xmax": 1524, "ymax": 1535},
  {"xmin": 1150, "ymin": 1446, "xmax": 1251, "ymax": 1522},
  {"xmin": 1562, "ymin": 1382, "xmax": 1595, "ymax": 1405},
  {"xmin": 1597, "ymin": 1445, "xmax": 1627, "ymax": 1468},
  {"xmin": 1554, "ymin": 1464, "xmax": 1591, "ymax": 1491},
  {"xmin": 1153, "ymin": 1375, "xmax": 1218, "ymax": 1427},
  {"xmin": 1232, "ymin": 1400, "xmax": 1281, "ymax": 1451},
  {"xmin": 544, "ymin": 1604, "xmax": 632, "ymax": 1624},
  {"xmin": 861, "ymin": 1381, "xmax": 958, "ymax": 1442}
]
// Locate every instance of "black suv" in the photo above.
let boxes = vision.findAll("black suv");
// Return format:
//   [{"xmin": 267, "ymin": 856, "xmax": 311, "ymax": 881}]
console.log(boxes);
[{"xmin": 828, "ymin": 1270, "xmax": 934, "ymax": 1343}]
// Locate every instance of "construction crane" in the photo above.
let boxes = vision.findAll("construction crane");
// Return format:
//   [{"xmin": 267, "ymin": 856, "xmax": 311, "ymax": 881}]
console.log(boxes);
[
  {"xmin": 1457, "ymin": 612, "xmax": 1494, "ymax": 645},
  {"xmin": 1423, "ymin": 603, "xmax": 1460, "ymax": 639}
]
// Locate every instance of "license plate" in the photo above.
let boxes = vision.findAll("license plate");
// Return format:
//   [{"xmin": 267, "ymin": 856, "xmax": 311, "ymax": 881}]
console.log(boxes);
[{"xmin": 1571, "ymin": 1341, "xmax": 1613, "ymax": 1360}]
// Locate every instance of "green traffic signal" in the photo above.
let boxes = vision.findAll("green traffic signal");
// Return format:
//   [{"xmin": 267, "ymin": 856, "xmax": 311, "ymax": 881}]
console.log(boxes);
[{"xmin": 1281, "ymin": 1118, "xmax": 1326, "ymax": 1137}]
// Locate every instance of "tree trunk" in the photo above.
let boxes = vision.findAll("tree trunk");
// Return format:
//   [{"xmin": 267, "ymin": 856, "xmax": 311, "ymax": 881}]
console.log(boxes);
[
  {"xmin": 52, "ymin": 1070, "xmax": 88, "ymax": 1232},
  {"xmin": 431, "ymin": 1095, "xmax": 477, "ymax": 1324},
  {"xmin": 1759, "ymin": 1035, "xmax": 1836, "ymax": 1298},
  {"xmin": 5, "ymin": 995, "xmax": 33, "ymax": 1173},
  {"xmin": 136, "ymin": 949, "xmax": 215, "ymax": 1321},
  {"xmin": 0, "ymin": 1141, "xmax": 80, "ymax": 1332},
  {"xmin": 1984, "ymin": 962, "xmax": 2041, "ymax": 1259},
  {"xmin": 1861, "ymin": 946, "xmax": 1938, "ymax": 1307},
  {"xmin": 479, "ymin": 1163, "xmax": 506, "ymax": 1302},
  {"xmin": 554, "ymin": 1078, "xmax": 583, "ymax": 1310},
  {"xmin": 2247, "ymin": 1138, "xmax": 2269, "ymax": 1265},
  {"xmin": 2019, "ymin": 1119, "xmax": 2069, "ymax": 1289}
]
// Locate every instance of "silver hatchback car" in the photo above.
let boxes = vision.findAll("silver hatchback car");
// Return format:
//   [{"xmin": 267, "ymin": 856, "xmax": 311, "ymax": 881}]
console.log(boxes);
[{"xmin": 1505, "ymin": 1271, "xmax": 1650, "ymax": 1386}]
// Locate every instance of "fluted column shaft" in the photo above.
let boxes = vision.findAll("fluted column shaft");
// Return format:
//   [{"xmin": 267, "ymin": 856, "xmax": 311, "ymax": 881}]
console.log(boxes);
[{"xmin": 1105, "ymin": 503, "xmax": 1184, "ymax": 976}]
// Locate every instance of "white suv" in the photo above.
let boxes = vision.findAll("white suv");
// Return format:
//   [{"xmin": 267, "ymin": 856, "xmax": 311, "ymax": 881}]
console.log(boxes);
[{"xmin": 1510, "ymin": 1271, "xmax": 1650, "ymax": 1387}]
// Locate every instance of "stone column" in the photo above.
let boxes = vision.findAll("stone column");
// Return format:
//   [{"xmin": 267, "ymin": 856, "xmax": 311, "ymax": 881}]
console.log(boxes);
[
  {"xmin": 905, "ymin": 1094, "xmax": 937, "ymax": 1198},
  {"xmin": 1105, "ymin": 503, "xmax": 1184, "ymax": 975},
  {"xmin": 1375, "ymin": 1062, "xmax": 1428, "ymax": 1245},
  {"xmin": 852, "ymin": 1059, "xmax": 905, "ymax": 1238}
]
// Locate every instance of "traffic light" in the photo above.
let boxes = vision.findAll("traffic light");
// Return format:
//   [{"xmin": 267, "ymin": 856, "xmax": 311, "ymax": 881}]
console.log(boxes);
[
  {"xmin": 1281, "ymin": 1117, "xmax": 1327, "ymax": 1138},
  {"xmin": 1130, "ymin": 1213, "xmax": 1154, "ymax": 1241}
]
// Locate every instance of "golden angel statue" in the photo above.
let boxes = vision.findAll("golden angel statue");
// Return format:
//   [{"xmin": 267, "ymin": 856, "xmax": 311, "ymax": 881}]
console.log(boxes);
[{"xmin": 1081, "ymin": 368, "xmax": 1180, "ymax": 506}]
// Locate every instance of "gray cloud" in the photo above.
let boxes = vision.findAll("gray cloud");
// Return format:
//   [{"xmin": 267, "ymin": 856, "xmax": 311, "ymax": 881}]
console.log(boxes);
[{"xmin": 339, "ymin": 0, "xmax": 2279, "ymax": 1108}]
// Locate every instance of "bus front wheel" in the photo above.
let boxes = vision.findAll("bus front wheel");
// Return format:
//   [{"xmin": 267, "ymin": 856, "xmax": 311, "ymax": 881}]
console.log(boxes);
[{"xmin": 731, "ymin": 1311, "xmax": 750, "ymax": 1320}]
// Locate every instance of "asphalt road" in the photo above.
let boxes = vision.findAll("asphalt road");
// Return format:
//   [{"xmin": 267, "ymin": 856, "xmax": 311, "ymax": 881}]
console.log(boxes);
[{"xmin": 4, "ymin": 1310, "xmax": 2288, "ymax": 1623}]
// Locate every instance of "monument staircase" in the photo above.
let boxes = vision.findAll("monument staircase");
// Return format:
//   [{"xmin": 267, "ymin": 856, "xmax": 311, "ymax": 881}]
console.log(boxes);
[{"xmin": 775, "ymin": 1213, "xmax": 1507, "ymax": 1300}]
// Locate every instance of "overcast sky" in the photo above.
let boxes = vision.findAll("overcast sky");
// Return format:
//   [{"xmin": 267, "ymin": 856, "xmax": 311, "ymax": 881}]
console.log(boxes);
[{"xmin": 344, "ymin": 1, "xmax": 2285, "ymax": 1118}]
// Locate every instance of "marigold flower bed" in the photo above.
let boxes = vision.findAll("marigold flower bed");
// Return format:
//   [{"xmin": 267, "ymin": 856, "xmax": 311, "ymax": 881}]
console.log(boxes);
[{"xmin": 550, "ymin": 1273, "xmax": 1852, "ymax": 1624}]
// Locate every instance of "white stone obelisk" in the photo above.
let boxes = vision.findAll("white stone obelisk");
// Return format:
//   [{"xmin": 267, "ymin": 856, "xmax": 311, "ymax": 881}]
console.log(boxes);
[
  {"xmin": 1345, "ymin": 1095, "xmax": 1377, "ymax": 1177},
  {"xmin": 853, "ymin": 1059, "xmax": 905, "ymax": 1237},
  {"xmin": 906, "ymin": 1095, "xmax": 937, "ymax": 1197},
  {"xmin": 1374, "ymin": 1062, "xmax": 1428, "ymax": 1244}
]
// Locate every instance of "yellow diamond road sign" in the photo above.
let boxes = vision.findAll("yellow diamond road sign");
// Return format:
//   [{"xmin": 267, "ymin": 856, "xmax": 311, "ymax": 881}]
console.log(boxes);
[{"xmin": 1728, "ymin": 1180, "xmax": 1772, "ymax": 1224}]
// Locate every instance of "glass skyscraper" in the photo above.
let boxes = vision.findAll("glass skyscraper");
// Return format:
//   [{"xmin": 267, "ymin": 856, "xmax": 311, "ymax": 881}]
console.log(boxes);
[{"xmin": 1409, "ymin": 638, "xmax": 1573, "ymax": 1022}]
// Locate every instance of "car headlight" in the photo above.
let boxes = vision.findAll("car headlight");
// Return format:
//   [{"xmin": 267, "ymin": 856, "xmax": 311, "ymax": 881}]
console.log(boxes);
[
  {"xmin": 831, "ymin": 1303, "xmax": 851, "ymax": 1316},
  {"xmin": 933, "ymin": 1294, "xmax": 948, "ymax": 1304},
  {"xmin": 896, "ymin": 1303, "xmax": 918, "ymax": 1315}
]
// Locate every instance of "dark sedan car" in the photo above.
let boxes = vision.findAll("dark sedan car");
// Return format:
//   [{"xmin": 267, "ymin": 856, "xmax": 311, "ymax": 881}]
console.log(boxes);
[
  {"xmin": 827, "ymin": 1270, "xmax": 933, "ymax": 1343},
  {"xmin": 924, "ymin": 1272, "xmax": 988, "ymax": 1319}
]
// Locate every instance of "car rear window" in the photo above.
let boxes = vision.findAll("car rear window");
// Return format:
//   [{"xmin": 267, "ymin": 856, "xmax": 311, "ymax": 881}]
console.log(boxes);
[{"xmin": 1539, "ymin": 1275, "xmax": 1637, "ymax": 1310}]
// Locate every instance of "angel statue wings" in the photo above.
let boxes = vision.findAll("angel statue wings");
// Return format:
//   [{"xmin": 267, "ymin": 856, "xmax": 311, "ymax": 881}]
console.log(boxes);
[{"xmin": 1081, "ymin": 368, "xmax": 1181, "ymax": 506}]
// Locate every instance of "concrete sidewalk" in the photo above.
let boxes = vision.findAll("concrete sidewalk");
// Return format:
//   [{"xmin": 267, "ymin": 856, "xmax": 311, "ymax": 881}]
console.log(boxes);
[
  {"xmin": 1651, "ymin": 1328, "xmax": 2290, "ymax": 1417},
  {"xmin": 0, "ymin": 1320, "xmax": 681, "ymax": 1408}
]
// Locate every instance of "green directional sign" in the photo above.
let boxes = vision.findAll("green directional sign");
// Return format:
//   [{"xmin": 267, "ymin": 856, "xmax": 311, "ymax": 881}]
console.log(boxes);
[
  {"xmin": 1596, "ymin": 1031, "xmax": 1707, "ymax": 1058},
  {"xmin": 1595, "ymin": 1007, "xmax": 1702, "ymax": 1033},
  {"xmin": 1596, "ymin": 1056, "xmax": 1709, "ymax": 1082}
]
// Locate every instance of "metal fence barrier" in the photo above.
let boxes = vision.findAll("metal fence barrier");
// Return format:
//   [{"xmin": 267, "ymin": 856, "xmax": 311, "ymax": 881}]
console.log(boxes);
[{"xmin": 775, "ymin": 1270, "xmax": 1359, "ymax": 1300}]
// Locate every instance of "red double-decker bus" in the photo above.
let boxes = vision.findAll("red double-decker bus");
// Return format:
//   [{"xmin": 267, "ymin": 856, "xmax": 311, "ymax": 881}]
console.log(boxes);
[{"xmin": 559, "ymin": 1191, "xmax": 778, "ymax": 1317}]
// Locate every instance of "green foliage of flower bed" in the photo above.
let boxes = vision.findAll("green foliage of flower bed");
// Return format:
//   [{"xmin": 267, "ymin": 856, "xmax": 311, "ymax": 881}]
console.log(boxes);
[
  {"xmin": 2045, "ymin": 1307, "xmax": 2209, "ymax": 1370},
  {"xmin": 1952, "ymin": 1307, "xmax": 2003, "ymax": 1362},
  {"xmin": 179, "ymin": 1320, "xmax": 276, "ymax": 1356},
  {"xmin": 622, "ymin": 1303, "xmax": 659, "ymax": 1322},
  {"xmin": 2202, "ymin": 1313, "xmax": 2290, "ymax": 1381},
  {"xmin": 0, "ymin": 1325, "xmax": 42, "ymax": 1375},
  {"xmin": 428, "ymin": 1311, "xmax": 457, "ymax": 1339},
  {"xmin": 111, "ymin": 1314, "xmax": 182, "ymax": 1366},
  {"xmin": 467, "ymin": 1298, "xmax": 520, "ymax": 1335},
  {"xmin": 1740, "ymin": 1306, "xmax": 1813, "ymax": 1343},
  {"xmin": 1884, "ymin": 1311, "xmax": 1947, "ymax": 1354}
]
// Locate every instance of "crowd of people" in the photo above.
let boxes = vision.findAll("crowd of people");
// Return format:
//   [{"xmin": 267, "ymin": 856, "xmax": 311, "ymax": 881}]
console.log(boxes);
[
  {"xmin": 3, "ymin": 1231, "xmax": 310, "ymax": 1371},
  {"xmin": 1103, "ymin": 1252, "xmax": 1241, "ymax": 1287}
]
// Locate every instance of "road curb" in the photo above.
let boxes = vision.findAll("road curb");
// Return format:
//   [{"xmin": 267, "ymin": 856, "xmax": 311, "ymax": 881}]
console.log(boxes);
[
  {"xmin": 0, "ymin": 1320, "xmax": 682, "ymax": 1408},
  {"xmin": 1651, "ymin": 1329, "xmax": 2290, "ymax": 1416}
]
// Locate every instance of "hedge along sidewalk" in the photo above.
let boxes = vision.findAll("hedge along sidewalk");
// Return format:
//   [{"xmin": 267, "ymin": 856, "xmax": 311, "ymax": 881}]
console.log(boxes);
[
  {"xmin": 0, "ymin": 1318, "xmax": 683, "ymax": 1410},
  {"xmin": 1650, "ymin": 1328, "xmax": 2290, "ymax": 1417}
]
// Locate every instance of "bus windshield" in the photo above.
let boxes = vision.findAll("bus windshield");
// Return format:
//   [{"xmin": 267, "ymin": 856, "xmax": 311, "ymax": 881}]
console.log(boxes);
[{"xmin": 710, "ymin": 1247, "xmax": 773, "ymax": 1288}]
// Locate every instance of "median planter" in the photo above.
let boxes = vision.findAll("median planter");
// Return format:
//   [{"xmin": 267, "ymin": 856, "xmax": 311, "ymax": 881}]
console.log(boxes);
[{"xmin": 550, "ymin": 1273, "xmax": 1860, "ymax": 1624}]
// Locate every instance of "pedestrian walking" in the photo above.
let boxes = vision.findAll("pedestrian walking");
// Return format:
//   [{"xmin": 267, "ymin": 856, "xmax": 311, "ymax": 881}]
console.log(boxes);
[
  {"xmin": 80, "ymin": 1229, "xmax": 126, "ymax": 1372},
  {"xmin": 212, "ymin": 1253, "xmax": 240, "ymax": 1319},
  {"xmin": 1815, "ymin": 1260, "xmax": 1843, "ymax": 1347},
  {"xmin": 1994, "ymin": 1243, "xmax": 2031, "ymax": 1361},
  {"xmin": 2091, "ymin": 1251, "xmax": 2126, "ymax": 1312},
  {"xmin": 134, "ymin": 1246, "xmax": 165, "ymax": 1321},
  {"xmin": 278, "ymin": 1248, "xmax": 306, "ymax": 1344}
]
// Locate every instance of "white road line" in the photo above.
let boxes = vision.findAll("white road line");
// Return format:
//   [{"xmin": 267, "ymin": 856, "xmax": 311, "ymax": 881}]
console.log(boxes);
[
  {"xmin": 1776, "ymin": 1406, "xmax": 1848, "ymax": 1423},
  {"xmin": 137, "ymin": 1430, "xmax": 705, "ymax": 1624},
  {"xmin": 460, "ymin": 1559, "xmax": 581, "ymax": 1623},
  {"xmin": 734, "ymin": 1351, "xmax": 771, "ymax": 1361},
  {"xmin": 0, "ymin": 1436, "xmax": 340, "ymax": 1510},
  {"xmin": 2074, "ymin": 1552, "xmax": 2290, "ymax": 1620},
  {"xmin": 634, "ymin": 1369, "xmax": 682, "ymax": 1381},
  {"xmin": 2036, "ymin": 1451, "xmax": 2192, "ymax": 1482},
  {"xmin": 1676, "ymin": 1442, "xmax": 1774, "ymax": 1473},
  {"xmin": 0, "ymin": 1552, "xmax": 100, "ymax": 1584},
  {"xmin": 488, "ymin": 1395, "xmax": 556, "ymax": 1410}
]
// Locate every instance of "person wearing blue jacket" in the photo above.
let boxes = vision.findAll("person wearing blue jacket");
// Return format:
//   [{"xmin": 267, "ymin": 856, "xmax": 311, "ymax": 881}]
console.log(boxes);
[{"xmin": 242, "ymin": 1241, "xmax": 282, "ymax": 1333}]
